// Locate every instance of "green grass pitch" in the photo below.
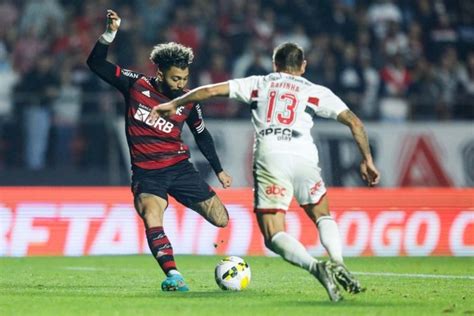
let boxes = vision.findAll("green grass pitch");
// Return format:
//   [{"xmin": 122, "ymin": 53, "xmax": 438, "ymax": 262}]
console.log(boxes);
[{"xmin": 1, "ymin": 256, "xmax": 473, "ymax": 315}]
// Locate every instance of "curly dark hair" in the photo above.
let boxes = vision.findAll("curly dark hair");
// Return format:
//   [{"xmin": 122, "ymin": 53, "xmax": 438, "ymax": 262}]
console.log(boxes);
[
  {"xmin": 272, "ymin": 42, "xmax": 304, "ymax": 72},
  {"xmin": 149, "ymin": 42, "xmax": 194, "ymax": 71}
]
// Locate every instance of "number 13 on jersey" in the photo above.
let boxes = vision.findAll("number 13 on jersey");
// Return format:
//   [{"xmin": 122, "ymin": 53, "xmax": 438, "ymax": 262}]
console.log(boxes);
[{"xmin": 266, "ymin": 90, "xmax": 299, "ymax": 125}]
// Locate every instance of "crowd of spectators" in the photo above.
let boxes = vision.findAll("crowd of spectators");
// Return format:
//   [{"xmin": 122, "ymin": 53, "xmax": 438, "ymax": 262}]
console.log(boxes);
[{"xmin": 0, "ymin": 0, "xmax": 473, "ymax": 171}]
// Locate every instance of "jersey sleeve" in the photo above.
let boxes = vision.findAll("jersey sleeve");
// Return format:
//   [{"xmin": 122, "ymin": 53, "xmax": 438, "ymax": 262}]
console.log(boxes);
[
  {"xmin": 228, "ymin": 76, "xmax": 260, "ymax": 104},
  {"xmin": 310, "ymin": 88, "xmax": 349, "ymax": 120},
  {"xmin": 186, "ymin": 103, "xmax": 205, "ymax": 134},
  {"xmin": 86, "ymin": 41, "xmax": 141, "ymax": 95},
  {"xmin": 186, "ymin": 103, "xmax": 223, "ymax": 174}
]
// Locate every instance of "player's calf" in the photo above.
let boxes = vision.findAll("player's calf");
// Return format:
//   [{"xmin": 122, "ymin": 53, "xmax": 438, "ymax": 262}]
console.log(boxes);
[
  {"xmin": 192, "ymin": 195, "xmax": 229, "ymax": 227},
  {"xmin": 145, "ymin": 226, "xmax": 179, "ymax": 275}
]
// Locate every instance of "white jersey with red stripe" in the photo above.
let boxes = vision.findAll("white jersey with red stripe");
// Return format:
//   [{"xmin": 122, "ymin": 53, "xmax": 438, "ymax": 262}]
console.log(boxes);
[{"xmin": 228, "ymin": 72, "xmax": 349, "ymax": 160}]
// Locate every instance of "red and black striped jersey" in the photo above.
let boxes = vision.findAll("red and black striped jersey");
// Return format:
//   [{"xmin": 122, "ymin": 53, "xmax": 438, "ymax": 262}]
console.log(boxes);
[
  {"xmin": 87, "ymin": 41, "xmax": 221, "ymax": 172},
  {"xmin": 126, "ymin": 75, "xmax": 204, "ymax": 169}
]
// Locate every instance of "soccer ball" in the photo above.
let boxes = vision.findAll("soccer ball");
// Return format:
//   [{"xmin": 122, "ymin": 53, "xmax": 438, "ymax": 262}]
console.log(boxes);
[{"xmin": 214, "ymin": 256, "xmax": 251, "ymax": 291}]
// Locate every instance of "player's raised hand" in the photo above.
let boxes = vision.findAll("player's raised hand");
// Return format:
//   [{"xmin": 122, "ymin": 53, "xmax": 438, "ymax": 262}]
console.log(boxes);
[
  {"xmin": 217, "ymin": 171, "xmax": 232, "ymax": 189},
  {"xmin": 106, "ymin": 9, "xmax": 121, "ymax": 32},
  {"xmin": 360, "ymin": 159, "xmax": 380, "ymax": 187}
]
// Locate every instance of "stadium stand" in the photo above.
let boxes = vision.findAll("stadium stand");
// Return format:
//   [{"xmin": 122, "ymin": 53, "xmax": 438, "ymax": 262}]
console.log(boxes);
[{"xmin": 0, "ymin": 0, "xmax": 472, "ymax": 183}]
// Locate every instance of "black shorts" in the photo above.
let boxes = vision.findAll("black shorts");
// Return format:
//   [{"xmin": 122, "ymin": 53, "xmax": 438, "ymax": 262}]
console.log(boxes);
[{"xmin": 131, "ymin": 159, "xmax": 215, "ymax": 207}]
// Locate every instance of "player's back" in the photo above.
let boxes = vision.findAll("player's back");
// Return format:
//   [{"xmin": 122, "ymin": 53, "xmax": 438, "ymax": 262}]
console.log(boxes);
[{"xmin": 229, "ymin": 72, "xmax": 348, "ymax": 158}]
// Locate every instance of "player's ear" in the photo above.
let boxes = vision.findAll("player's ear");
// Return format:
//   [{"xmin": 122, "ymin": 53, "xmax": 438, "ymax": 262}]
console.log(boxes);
[
  {"xmin": 301, "ymin": 60, "xmax": 307, "ymax": 75},
  {"xmin": 156, "ymin": 69, "xmax": 163, "ymax": 81},
  {"xmin": 272, "ymin": 61, "xmax": 277, "ymax": 72}
]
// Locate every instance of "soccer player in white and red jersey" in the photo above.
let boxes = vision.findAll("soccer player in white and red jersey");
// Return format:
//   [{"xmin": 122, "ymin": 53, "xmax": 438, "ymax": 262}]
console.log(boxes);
[
  {"xmin": 87, "ymin": 10, "xmax": 233, "ymax": 292},
  {"xmin": 152, "ymin": 42, "xmax": 381, "ymax": 302}
]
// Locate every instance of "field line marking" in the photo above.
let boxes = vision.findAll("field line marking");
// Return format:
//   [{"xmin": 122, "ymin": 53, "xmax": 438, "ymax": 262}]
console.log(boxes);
[
  {"xmin": 354, "ymin": 271, "xmax": 474, "ymax": 280},
  {"xmin": 62, "ymin": 267, "xmax": 474, "ymax": 280},
  {"xmin": 63, "ymin": 267, "xmax": 101, "ymax": 271},
  {"xmin": 63, "ymin": 266, "xmax": 140, "ymax": 272}
]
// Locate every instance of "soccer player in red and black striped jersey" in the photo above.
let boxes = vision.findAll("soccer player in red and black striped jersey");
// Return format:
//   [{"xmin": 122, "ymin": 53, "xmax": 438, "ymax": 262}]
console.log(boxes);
[{"xmin": 87, "ymin": 10, "xmax": 232, "ymax": 292}]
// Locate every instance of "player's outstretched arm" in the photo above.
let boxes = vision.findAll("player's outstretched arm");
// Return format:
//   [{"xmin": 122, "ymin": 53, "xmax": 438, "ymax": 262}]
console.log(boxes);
[
  {"xmin": 186, "ymin": 104, "xmax": 231, "ymax": 188},
  {"xmin": 86, "ymin": 10, "xmax": 121, "ymax": 70},
  {"xmin": 150, "ymin": 82, "xmax": 230, "ymax": 119},
  {"xmin": 100, "ymin": 9, "xmax": 121, "ymax": 44},
  {"xmin": 337, "ymin": 109, "xmax": 381, "ymax": 186},
  {"xmin": 87, "ymin": 10, "xmax": 136, "ymax": 94}
]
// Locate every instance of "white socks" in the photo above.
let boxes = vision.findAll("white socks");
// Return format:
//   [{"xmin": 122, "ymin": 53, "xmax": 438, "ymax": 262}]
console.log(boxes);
[
  {"xmin": 317, "ymin": 215, "xmax": 343, "ymax": 264},
  {"xmin": 167, "ymin": 269, "xmax": 181, "ymax": 277},
  {"xmin": 269, "ymin": 216, "xmax": 343, "ymax": 270},
  {"xmin": 271, "ymin": 231, "xmax": 318, "ymax": 272}
]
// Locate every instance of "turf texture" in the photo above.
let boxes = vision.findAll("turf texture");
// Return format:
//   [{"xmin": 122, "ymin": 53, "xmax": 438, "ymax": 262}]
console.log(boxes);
[{"xmin": 1, "ymin": 256, "xmax": 473, "ymax": 315}]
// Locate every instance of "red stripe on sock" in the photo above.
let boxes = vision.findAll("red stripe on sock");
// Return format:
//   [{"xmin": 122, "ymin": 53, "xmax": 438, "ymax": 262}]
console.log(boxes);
[
  {"xmin": 151, "ymin": 238, "xmax": 170, "ymax": 248},
  {"xmin": 146, "ymin": 226, "xmax": 164, "ymax": 234},
  {"xmin": 162, "ymin": 261, "xmax": 176, "ymax": 270},
  {"xmin": 161, "ymin": 249, "xmax": 174, "ymax": 255}
]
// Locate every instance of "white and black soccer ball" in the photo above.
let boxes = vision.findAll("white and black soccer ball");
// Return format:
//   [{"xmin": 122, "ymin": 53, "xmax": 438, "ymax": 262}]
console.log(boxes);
[{"xmin": 214, "ymin": 256, "xmax": 251, "ymax": 291}]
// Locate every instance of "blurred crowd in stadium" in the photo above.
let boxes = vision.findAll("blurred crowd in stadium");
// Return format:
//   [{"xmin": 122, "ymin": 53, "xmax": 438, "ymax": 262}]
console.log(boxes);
[{"xmin": 0, "ymin": 0, "xmax": 473, "ymax": 173}]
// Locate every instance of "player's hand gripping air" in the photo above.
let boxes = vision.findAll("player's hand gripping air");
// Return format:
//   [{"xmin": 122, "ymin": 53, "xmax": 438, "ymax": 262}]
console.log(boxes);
[
  {"xmin": 106, "ymin": 9, "xmax": 121, "ymax": 32},
  {"xmin": 217, "ymin": 171, "xmax": 232, "ymax": 189},
  {"xmin": 360, "ymin": 159, "xmax": 380, "ymax": 187}
]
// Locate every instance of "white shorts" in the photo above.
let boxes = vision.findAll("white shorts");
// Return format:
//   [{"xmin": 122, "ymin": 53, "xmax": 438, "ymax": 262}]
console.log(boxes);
[{"xmin": 253, "ymin": 153, "xmax": 327, "ymax": 213}]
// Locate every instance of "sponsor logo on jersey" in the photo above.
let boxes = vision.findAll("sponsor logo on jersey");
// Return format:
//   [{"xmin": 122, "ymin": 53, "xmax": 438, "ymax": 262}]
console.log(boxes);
[
  {"xmin": 265, "ymin": 184, "xmax": 287, "ymax": 197},
  {"xmin": 258, "ymin": 127, "xmax": 298, "ymax": 141},
  {"xmin": 134, "ymin": 104, "xmax": 174, "ymax": 133},
  {"xmin": 195, "ymin": 104, "xmax": 203, "ymax": 119},
  {"xmin": 134, "ymin": 105, "xmax": 150, "ymax": 122},
  {"xmin": 121, "ymin": 69, "xmax": 140, "ymax": 79},
  {"xmin": 310, "ymin": 180, "xmax": 323, "ymax": 195},
  {"xmin": 177, "ymin": 144, "xmax": 187, "ymax": 154},
  {"xmin": 176, "ymin": 106, "xmax": 184, "ymax": 116}
]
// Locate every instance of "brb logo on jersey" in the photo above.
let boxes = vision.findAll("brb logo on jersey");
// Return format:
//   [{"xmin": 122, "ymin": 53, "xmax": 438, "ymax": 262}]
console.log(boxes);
[
  {"xmin": 134, "ymin": 104, "xmax": 174, "ymax": 133},
  {"xmin": 265, "ymin": 184, "xmax": 287, "ymax": 197}
]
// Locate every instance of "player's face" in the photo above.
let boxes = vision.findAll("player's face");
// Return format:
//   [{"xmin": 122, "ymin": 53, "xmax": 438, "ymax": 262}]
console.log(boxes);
[{"xmin": 161, "ymin": 66, "xmax": 189, "ymax": 98}]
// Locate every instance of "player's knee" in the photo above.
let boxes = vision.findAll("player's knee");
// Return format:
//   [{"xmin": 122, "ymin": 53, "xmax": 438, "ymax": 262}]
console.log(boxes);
[
  {"xmin": 194, "ymin": 197, "xmax": 229, "ymax": 227},
  {"xmin": 212, "ymin": 206, "xmax": 229, "ymax": 227},
  {"xmin": 142, "ymin": 210, "xmax": 163, "ymax": 227},
  {"xmin": 304, "ymin": 205, "xmax": 330, "ymax": 222},
  {"xmin": 134, "ymin": 194, "xmax": 166, "ymax": 226},
  {"xmin": 221, "ymin": 210, "xmax": 229, "ymax": 227},
  {"xmin": 214, "ymin": 219, "xmax": 228, "ymax": 228}
]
